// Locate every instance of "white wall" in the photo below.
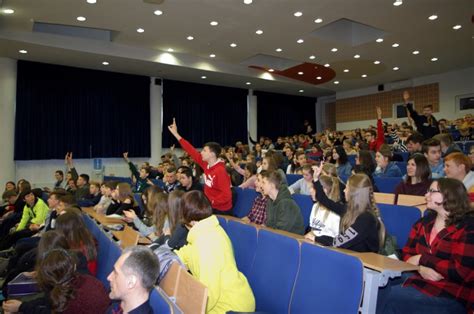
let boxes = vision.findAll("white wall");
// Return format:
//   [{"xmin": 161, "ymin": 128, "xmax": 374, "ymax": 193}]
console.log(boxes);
[{"xmin": 336, "ymin": 67, "xmax": 474, "ymax": 130}]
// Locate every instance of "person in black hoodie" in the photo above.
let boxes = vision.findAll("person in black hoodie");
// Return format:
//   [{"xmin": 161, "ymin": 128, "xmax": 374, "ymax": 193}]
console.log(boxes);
[
  {"xmin": 177, "ymin": 166, "xmax": 202, "ymax": 192},
  {"xmin": 106, "ymin": 183, "xmax": 140, "ymax": 216},
  {"xmin": 312, "ymin": 163, "xmax": 384, "ymax": 252},
  {"xmin": 403, "ymin": 90, "xmax": 439, "ymax": 140}
]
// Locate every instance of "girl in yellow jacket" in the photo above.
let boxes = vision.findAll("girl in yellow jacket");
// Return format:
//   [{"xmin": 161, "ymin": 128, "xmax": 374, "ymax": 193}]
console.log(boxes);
[{"xmin": 176, "ymin": 191, "xmax": 255, "ymax": 314}]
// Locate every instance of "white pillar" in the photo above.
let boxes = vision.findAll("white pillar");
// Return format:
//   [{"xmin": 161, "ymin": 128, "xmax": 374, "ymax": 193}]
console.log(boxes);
[
  {"xmin": 248, "ymin": 89, "xmax": 257, "ymax": 146},
  {"xmin": 0, "ymin": 58, "xmax": 17, "ymax": 184},
  {"xmin": 150, "ymin": 77, "xmax": 162, "ymax": 165}
]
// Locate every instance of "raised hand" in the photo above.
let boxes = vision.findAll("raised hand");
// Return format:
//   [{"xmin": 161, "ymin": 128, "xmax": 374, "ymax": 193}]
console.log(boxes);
[
  {"xmin": 376, "ymin": 106, "xmax": 382, "ymax": 120},
  {"xmin": 168, "ymin": 118, "xmax": 178, "ymax": 136},
  {"xmin": 123, "ymin": 152, "xmax": 129, "ymax": 162},
  {"xmin": 312, "ymin": 162, "xmax": 324, "ymax": 181},
  {"xmin": 403, "ymin": 90, "xmax": 410, "ymax": 103}
]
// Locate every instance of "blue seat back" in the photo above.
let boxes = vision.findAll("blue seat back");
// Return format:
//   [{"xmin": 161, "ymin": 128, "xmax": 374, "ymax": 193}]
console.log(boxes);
[
  {"xmin": 290, "ymin": 243, "xmax": 363, "ymax": 313},
  {"xmin": 348, "ymin": 154, "xmax": 357, "ymax": 167},
  {"xmin": 149, "ymin": 288, "xmax": 172, "ymax": 314},
  {"xmin": 286, "ymin": 174, "xmax": 303, "ymax": 186},
  {"xmin": 395, "ymin": 161, "xmax": 407, "ymax": 176},
  {"xmin": 248, "ymin": 230, "xmax": 299, "ymax": 313},
  {"xmin": 232, "ymin": 187, "xmax": 258, "ymax": 218},
  {"xmin": 134, "ymin": 193, "xmax": 145, "ymax": 216},
  {"xmin": 374, "ymin": 177, "xmax": 403, "ymax": 193},
  {"xmin": 217, "ymin": 216, "xmax": 228, "ymax": 232},
  {"xmin": 292, "ymin": 194, "xmax": 313, "ymax": 229},
  {"xmin": 226, "ymin": 220, "xmax": 258, "ymax": 277},
  {"xmin": 151, "ymin": 179, "xmax": 165, "ymax": 189},
  {"xmin": 104, "ymin": 176, "xmax": 133, "ymax": 184},
  {"xmin": 394, "ymin": 152, "xmax": 409, "ymax": 162},
  {"xmin": 378, "ymin": 204, "xmax": 421, "ymax": 249}
]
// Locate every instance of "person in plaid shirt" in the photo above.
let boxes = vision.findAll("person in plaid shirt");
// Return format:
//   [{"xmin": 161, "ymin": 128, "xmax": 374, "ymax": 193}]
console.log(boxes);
[
  {"xmin": 379, "ymin": 178, "xmax": 474, "ymax": 313},
  {"xmin": 242, "ymin": 171, "xmax": 268, "ymax": 225}
]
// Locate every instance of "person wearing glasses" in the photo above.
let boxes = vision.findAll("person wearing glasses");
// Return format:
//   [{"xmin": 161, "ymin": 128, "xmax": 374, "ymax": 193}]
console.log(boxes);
[{"xmin": 378, "ymin": 178, "xmax": 474, "ymax": 313}]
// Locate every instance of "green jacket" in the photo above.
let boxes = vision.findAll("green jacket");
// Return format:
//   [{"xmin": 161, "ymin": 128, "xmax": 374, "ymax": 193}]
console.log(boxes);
[
  {"xmin": 17, "ymin": 198, "xmax": 49, "ymax": 231},
  {"xmin": 265, "ymin": 185, "xmax": 305, "ymax": 235},
  {"xmin": 128, "ymin": 162, "xmax": 150, "ymax": 193}
]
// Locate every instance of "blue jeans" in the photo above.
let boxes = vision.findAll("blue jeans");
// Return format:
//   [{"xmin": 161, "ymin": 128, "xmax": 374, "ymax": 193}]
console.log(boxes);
[{"xmin": 377, "ymin": 273, "xmax": 466, "ymax": 314}]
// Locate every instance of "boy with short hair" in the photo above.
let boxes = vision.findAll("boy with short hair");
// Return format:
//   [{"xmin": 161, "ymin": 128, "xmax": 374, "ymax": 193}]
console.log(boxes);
[{"xmin": 122, "ymin": 152, "xmax": 151, "ymax": 193}]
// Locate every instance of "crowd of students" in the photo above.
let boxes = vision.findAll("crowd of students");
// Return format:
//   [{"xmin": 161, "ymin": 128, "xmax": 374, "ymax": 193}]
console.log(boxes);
[{"xmin": 0, "ymin": 90, "xmax": 473, "ymax": 313}]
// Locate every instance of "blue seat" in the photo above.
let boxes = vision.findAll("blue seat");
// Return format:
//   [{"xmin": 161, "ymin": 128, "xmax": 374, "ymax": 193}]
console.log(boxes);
[
  {"xmin": 348, "ymin": 154, "xmax": 357, "ymax": 167},
  {"xmin": 217, "ymin": 215, "xmax": 228, "ymax": 232},
  {"xmin": 292, "ymin": 194, "xmax": 313, "ymax": 229},
  {"xmin": 134, "ymin": 193, "xmax": 145, "ymax": 215},
  {"xmin": 83, "ymin": 214, "xmax": 101, "ymax": 240},
  {"xmin": 378, "ymin": 204, "xmax": 422, "ymax": 249},
  {"xmin": 104, "ymin": 176, "xmax": 133, "ymax": 184},
  {"xmin": 394, "ymin": 152, "xmax": 409, "ymax": 162},
  {"xmin": 374, "ymin": 177, "xmax": 403, "ymax": 193},
  {"xmin": 226, "ymin": 220, "xmax": 258, "ymax": 277},
  {"xmin": 149, "ymin": 288, "xmax": 173, "ymax": 314},
  {"xmin": 151, "ymin": 179, "xmax": 165, "ymax": 189},
  {"xmin": 247, "ymin": 230, "xmax": 299, "ymax": 313},
  {"xmin": 290, "ymin": 243, "xmax": 363, "ymax": 314},
  {"xmin": 286, "ymin": 174, "xmax": 303, "ymax": 186},
  {"xmin": 232, "ymin": 187, "xmax": 258, "ymax": 218},
  {"xmin": 339, "ymin": 174, "xmax": 349, "ymax": 184},
  {"xmin": 395, "ymin": 161, "xmax": 407, "ymax": 176}
]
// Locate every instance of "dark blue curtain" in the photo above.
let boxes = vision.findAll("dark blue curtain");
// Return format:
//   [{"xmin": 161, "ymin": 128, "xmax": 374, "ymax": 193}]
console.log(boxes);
[
  {"xmin": 15, "ymin": 61, "xmax": 150, "ymax": 160},
  {"xmin": 162, "ymin": 79, "xmax": 248, "ymax": 148},
  {"xmin": 255, "ymin": 91, "xmax": 316, "ymax": 140}
]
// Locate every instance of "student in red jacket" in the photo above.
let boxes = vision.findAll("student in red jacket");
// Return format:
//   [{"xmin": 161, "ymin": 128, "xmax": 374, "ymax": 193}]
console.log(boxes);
[
  {"xmin": 168, "ymin": 118, "xmax": 233, "ymax": 215},
  {"xmin": 366, "ymin": 106, "xmax": 385, "ymax": 152},
  {"xmin": 378, "ymin": 178, "xmax": 474, "ymax": 313}
]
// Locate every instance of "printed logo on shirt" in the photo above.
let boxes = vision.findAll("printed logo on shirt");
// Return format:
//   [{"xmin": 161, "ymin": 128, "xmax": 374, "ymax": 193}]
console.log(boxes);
[
  {"xmin": 334, "ymin": 227, "xmax": 358, "ymax": 246},
  {"xmin": 204, "ymin": 174, "xmax": 215, "ymax": 188},
  {"xmin": 310, "ymin": 218, "xmax": 325, "ymax": 232}
]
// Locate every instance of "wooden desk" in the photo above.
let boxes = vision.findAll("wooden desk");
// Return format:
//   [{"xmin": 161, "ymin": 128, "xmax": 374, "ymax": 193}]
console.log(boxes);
[
  {"xmin": 82, "ymin": 207, "xmax": 126, "ymax": 225},
  {"xmin": 112, "ymin": 230, "xmax": 152, "ymax": 247}
]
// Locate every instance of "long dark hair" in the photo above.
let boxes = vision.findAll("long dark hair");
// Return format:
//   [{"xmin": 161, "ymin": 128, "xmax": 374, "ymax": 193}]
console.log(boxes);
[
  {"xmin": 334, "ymin": 146, "xmax": 348, "ymax": 165},
  {"xmin": 407, "ymin": 154, "xmax": 431, "ymax": 183},
  {"xmin": 437, "ymin": 178, "xmax": 474, "ymax": 226},
  {"xmin": 37, "ymin": 230, "xmax": 70, "ymax": 266}
]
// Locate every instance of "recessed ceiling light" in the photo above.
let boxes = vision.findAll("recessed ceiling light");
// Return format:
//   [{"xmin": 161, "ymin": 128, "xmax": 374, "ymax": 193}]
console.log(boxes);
[
  {"xmin": 154, "ymin": 10, "xmax": 163, "ymax": 16},
  {"xmin": 187, "ymin": 36, "xmax": 194, "ymax": 40},
  {"xmin": 334, "ymin": 81, "xmax": 340, "ymax": 85},
  {"xmin": 392, "ymin": 43, "xmax": 399, "ymax": 47},
  {"xmin": 299, "ymin": 89, "xmax": 304, "ymax": 93},
  {"xmin": 2, "ymin": 8, "xmax": 14, "ymax": 14},
  {"xmin": 376, "ymin": 38, "xmax": 384, "ymax": 43},
  {"xmin": 431, "ymin": 57, "xmax": 438, "ymax": 62},
  {"xmin": 331, "ymin": 48, "xmax": 338, "ymax": 52},
  {"xmin": 374, "ymin": 60, "xmax": 381, "ymax": 64},
  {"xmin": 256, "ymin": 29, "xmax": 263, "ymax": 35},
  {"xmin": 209, "ymin": 54, "xmax": 216, "ymax": 58},
  {"xmin": 361, "ymin": 74, "xmax": 367, "ymax": 78},
  {"xmin": 102, "ymin": 61, "xmax": 109, "ymax": 65},
  {"xmin": 230, "ymin": 43, "xmax": 237, "ymax": 47},
  {"xmin": 393, "ymin": 66, "xmax": 399, "ymax": 71},
  {"xmin": 309, "ymin": 55, "xmax": 315, "ymax": 60},
  {"xmin": 210, "ymin": 21, "xmax": 218, "ymax": 26},
  {"xmin": 275, "ymin": 48, "xmax": 282, "ymax": 52},
  {"xmin": 19, "ymin": 49, "xmax": 27, "ymax": 54},
  {"xmin": 452, "ymin": 25, "xmax": 462, "ymax": 30},
  {"xmin": 316, "ymin": 76, "xmax": 322, "ymax": 80},
  {"xmin": 294, "ymin": 12, "xmax": 303, "ymax": 17},
  {"xmin": 268, "ymin": 69, "xmax": 275, "ymax": 72},
  {"xmin": 428, "ymin": 15, "xmax": 438, "ymax": 21},
  {"xmin": 314, "ymin": 18, "xmax": 323, "ymax": 23},
  {"xmin": 243, "ymin": 0, "xmax": 253, "ymax": 4},
  {"xmin": 297, "ymin": 39, "xmax": 304, "ymax": 44},
  {"xmin": 137, "ymin": 28, "xmax": 145, "ymax": 33},
  {"xmin": 77, "ymin": 16, "xmax": 86, "ymax": 22},
  {"xmin": 412, "ymin": 50, "xmax": 420, "ymax": 55},
  {"xmin": 343, "ymin": 69, "xmax": 349, "ymax": 73},
  {"xmin": 86, "ymin": 0, "xmax": 97, "ymax": 3},
  {"xmin": 354, "ymin": 54, "xmax": 360, "ymax": 58},
  {"xmin": 167, "ymin": 48, "xmax": 174, "ymax": 52},
  {"xmin": 201, "ymin": 76, "xmax": 207, "ymax": 79},
  {"xmin": 298, "ymin": 72, "xmax": 304, "ymax": 75},
  {"xmin": 324, "ymin": 63, "xmax": 330, "ymax": 67},
  {"xmin": 246, "ymin": 82, "xmax": 252, "ymax": 85},
  {"xmin": 393, "ymin": 0, "xmax": 403, "ymax": 6}
]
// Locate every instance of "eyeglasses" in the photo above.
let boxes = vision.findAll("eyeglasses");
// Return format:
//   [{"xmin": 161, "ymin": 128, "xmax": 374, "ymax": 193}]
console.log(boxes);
[{"xmin": 427, "ymin": 188, "xmax": 441, "ymax": 194}]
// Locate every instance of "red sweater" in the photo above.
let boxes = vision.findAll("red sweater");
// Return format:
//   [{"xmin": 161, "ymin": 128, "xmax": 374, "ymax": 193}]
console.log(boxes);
[
  {"xmin": 402, "ymin": 213, "xmax": 474, "ymax": 309},
  {"xmin": 369, "ymin": 119, "xmax": 385, "ymax": 152},
  {"xmin": 64, "ymin": 274, "xmax": 110, "ymax": 314},
  {"xmin": 179, "ymin": 139, "xmax": 232, "ymax": 211}
]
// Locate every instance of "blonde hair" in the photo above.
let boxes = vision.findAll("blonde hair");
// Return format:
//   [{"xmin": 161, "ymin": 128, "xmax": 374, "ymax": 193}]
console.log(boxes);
[
  {"xmin": 322, "ymin": 163, "xmax": 337, "ymax": 177},
  {"xmin": 149, "ymin": 192, "xmax": 169, "ymax": 236},
  {"xmin": 342, "ymin": 174, "xmax": 385, "ymax": 248},
  {"xmin": 318, "ymin": 175, "xmax": 341, "ymax": 222}
]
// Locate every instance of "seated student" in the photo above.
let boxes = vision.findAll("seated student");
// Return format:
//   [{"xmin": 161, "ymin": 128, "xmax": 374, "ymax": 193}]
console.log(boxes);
[
  {"xmin": 444, "ymin": 152, "xmax": 474, "ymax": 191},
  {"xmin": 333, "ymin": 146, "xmax": 353, "ymax": 177},
  {"xmin": 405, "ymin": 132, "xmax": 424, "ymax": 155},
  {"xmin": 321, "ymin": 163, "xmax": 347, "ymax": 202},
  {"xmin": 227, "ymin": 154, "xmax": 257, "ymax": 189},
  {"xmin": 4, "ymin": 181, "xmax": 16, "ymax": 192},
  {"xmin": 177, "ymin": 166, "xmax": 203, "ymax": 192},
  {"xmin": 168, "ymin": 118, "xmax": 232, "ymax": 215},
  {"xmin": 176, "ymin": 191, "xmax": 255, "ymax": 313},
  {"xmin": 365, "ymin": 107, "xmax": 385, "ymax": 152},
  {"xmin": 288, "ymin": 164, "xmax": 313, "ymax": 195},
  {"xmin": 374, "ymin": 145, "xmax": 403, "ymax": 177},
  {"xmin": 56, "ymin": 210, "xmax": 98, "ymax": 276},
  {"xmin": 124, "ymin": 187, "xmax": 168, "ymax": 240},
  {"xmin": 313, "ymin": 165, "xmax": 383, "ymax": 252},
  {"xmin": 53, "ymin": 170, "xmax": 66, "ymax": 190},
  {"xmin": 122, "ymin": 152, "xmax": 151, "ymax": 193},
  {"xmin": 283, "ymin": 146, "xmax": 296, "ymax": 173},
  {"xmin": 107, "ymin": 246, "xmax": 160, "ymax": 314},
  {"xmin": 403, "ymin": 91, "xmax": 440, "ymax": 140},
  {"xmin": 66, "ymin": 178, "xmax": 77, "ymax": 194},
  {"xmin": 378, "ymin": 178, "xmax": 473, "ymax": 313},
  {"xmin": 261, "ymin": 171, "xmax": 305, "ymax": 235},
  {"xmin": 0, "ymin": 190, "xmax": 17, "ymax": 219},
  {"xmin": 343, "ymin": 139, "xmax": 358, "ymax": 155},
  {"xmin": 433, "ymin": 133, "xmax": 462, "ymax": 158},
  {"xmin": 261, "ymin": 154, "xmax": 288, "ymax": 185},
  {"xmin": 77, "ymin": 181, "xmax": 102, "ymax": 207},
  {"xmin": 307, "ymin": 143, "xmax": 324, "ymax": 161},
  {"xmin": 242, "ymin": 171, "xmax": 268, "ymax": 225},
  {"xmin": 394, "ymin": 154, "xmax": 432, "ymax": 202},
  {"xmin": 163, "ymin": 166, "xmax": 181, "ymax": 193},
  {"xmin": 106, "ymin": 183, "xmax": 139, "ymax": 216},
  {"xmin": 0, "ymin": 189, "xmax": 49, "ymax": 250},
  {"xmin": 287, "ymin": 150, "xmax": 307, "ymax": 174},
  {"xmin": 94, "ymin": 181, "xmax": 116, "ymax": 214},
  {"xmin": 65, "ymin": 153, "xmax": 90, "ymax": 201},
  {"xmin": 304, "ymin": 175, "xmax": 342, "ymax": 245},
  {"xmin": 422, "ymin": 138, "xmax": 445, "ymax": 178}
]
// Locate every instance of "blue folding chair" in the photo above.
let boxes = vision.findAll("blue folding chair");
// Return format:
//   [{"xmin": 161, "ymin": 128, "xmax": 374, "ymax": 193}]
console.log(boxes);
[
  {"xmin": 292, "ymin": 194, "xmax": 313, "ymax": 229},
  {"xmin": 378, "ymin": 204, "xmax": 422, "ymax": 249},
  {"xmin": 232, "ymin": 187, "xmax": 258, "ymax": 218},
  {"xmin": 226, "ymin": 220, "xmax": 258, "ymax": 277}
]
